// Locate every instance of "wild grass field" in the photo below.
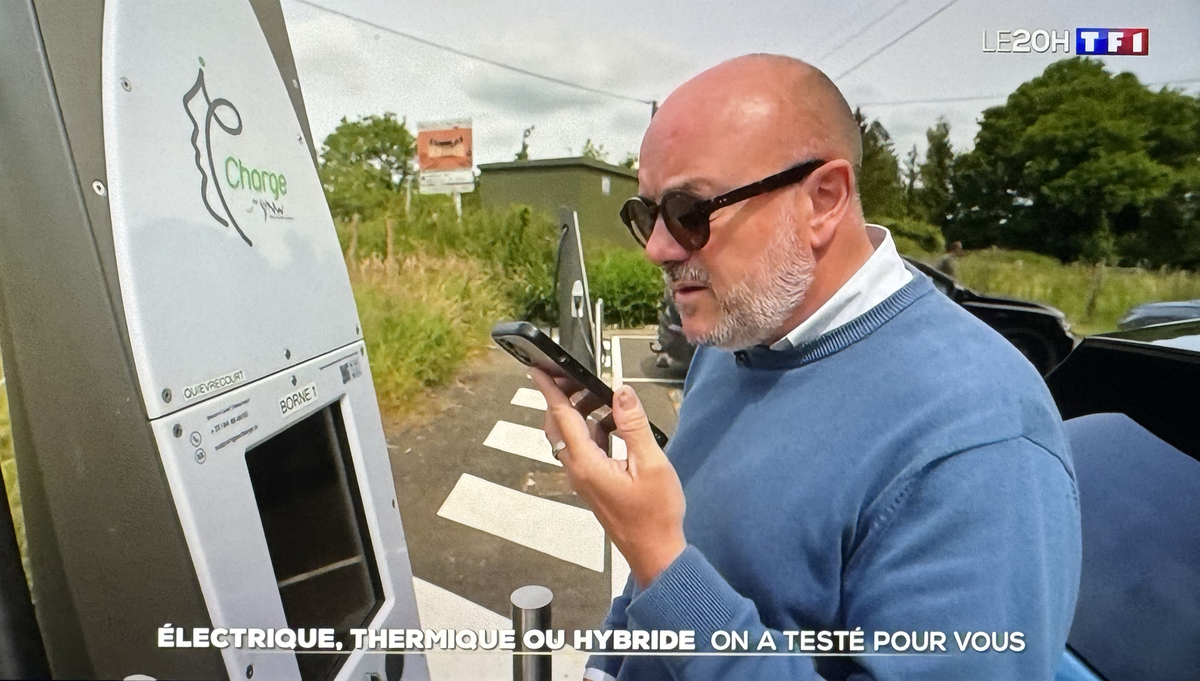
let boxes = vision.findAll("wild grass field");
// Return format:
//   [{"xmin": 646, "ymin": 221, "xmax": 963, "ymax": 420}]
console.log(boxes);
[{"xmin": 904, "ymin": 247, "xmax": 1200, "ymax": 336}]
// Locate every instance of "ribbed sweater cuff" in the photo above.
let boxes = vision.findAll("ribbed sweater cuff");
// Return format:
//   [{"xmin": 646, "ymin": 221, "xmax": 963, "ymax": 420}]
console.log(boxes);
[{"xmin": 626, "ymin": 545, "xmax": 737, "ymax": 650}]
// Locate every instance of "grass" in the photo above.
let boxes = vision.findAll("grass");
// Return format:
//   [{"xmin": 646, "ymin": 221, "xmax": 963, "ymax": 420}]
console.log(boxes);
[
  {"xmin": 899, "ymin": 243, "xmax": 1200, "ymax": 336},
  {"xmin": 0, "ymin": 359, "xmax": 31, "ymax": 587},
  {"xmin": 349, "ymin": 252, "xmax": 515, "ymax": 420}
]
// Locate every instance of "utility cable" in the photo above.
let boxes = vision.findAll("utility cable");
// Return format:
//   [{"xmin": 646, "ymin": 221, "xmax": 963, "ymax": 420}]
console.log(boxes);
[
  {"xmin": 834, "ymin": 0, "xmax": 962, "ymax": 80},
  {"xmin": 290, "ymin": 0, "xmax": 657, "ymax": 105},
  {"xmin": 856, "ymin": 75, "xmax": 1200, "ymax": 107},
  {"xmin": 817, "ymin": 0, "xmax": 915, "ymax": 61}
]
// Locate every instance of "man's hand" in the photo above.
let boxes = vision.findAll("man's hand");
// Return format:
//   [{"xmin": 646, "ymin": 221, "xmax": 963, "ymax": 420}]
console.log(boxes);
[{"xmin": 531, "ymin": 369, "xmax": 687, "ymax": 588}]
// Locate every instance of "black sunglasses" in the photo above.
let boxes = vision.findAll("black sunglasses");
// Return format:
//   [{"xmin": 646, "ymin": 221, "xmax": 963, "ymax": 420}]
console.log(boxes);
[{"xmin": 619, "ymin": 158, "xmax": 827, "ymax": 251}]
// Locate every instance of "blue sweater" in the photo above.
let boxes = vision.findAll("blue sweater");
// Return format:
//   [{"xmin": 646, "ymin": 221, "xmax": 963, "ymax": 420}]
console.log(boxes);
[{"xmin": 590, "ymin": 271, "xmax": 1081, "ymax": 680}]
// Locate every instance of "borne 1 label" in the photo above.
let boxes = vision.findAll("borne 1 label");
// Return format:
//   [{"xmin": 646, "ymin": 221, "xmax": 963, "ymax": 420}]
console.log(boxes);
[{"xmin": 280, "ymin": 383, "xmax": 318, "ymax": 418}]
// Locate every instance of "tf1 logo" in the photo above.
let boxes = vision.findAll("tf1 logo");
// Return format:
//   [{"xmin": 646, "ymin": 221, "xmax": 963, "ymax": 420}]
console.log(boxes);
[
  {"xmin": 982, "ymin": 29, "xmax": 1149, "ymax": 56},
  {"xmin": 1077, "ymin": 28, "xmax": 1149, "ymax": 56}
]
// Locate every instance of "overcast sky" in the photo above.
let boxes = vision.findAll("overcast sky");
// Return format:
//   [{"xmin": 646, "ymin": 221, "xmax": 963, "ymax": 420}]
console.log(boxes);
[{"xmin": 280, "ymin": 0, "xmax": 1200, "ymax": 171}]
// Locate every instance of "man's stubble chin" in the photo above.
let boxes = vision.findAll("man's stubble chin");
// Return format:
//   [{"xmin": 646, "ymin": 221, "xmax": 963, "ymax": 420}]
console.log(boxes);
[{"xmin": 668, "ymin": 225, "xmax": 815, "ymax": 351}]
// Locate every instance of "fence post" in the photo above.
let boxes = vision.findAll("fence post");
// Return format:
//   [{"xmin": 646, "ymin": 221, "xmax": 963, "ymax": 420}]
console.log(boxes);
[
  {"xmin": 511, "ymin": 585, "xmax": 552, "ymax": 681},
  {"xmin": 347, "ymin": 213, "xmax": 359, "ymax": 262}
]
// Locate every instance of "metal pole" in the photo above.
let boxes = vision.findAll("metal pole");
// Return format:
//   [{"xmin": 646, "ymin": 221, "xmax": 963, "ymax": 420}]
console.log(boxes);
[
  {"xmin": 511, "ymin": 585, "xmax": 552, "ymax": 681},
  {"xmin": 595, "ymin": 298, "xmax": 604, "ymax": 375}
]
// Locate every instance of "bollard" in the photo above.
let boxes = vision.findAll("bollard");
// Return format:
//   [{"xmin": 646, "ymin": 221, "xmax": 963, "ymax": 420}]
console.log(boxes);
[{"xmin": 511, "ymin": 585, "xmax": 553, "ymax": 681}]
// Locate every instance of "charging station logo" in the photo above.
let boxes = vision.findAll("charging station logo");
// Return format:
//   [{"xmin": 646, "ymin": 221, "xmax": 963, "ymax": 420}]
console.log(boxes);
[
  {"xmin": 1077, "ymin": 28, "xmax": 1149, "ymax": 55},
  {"xmin": 183, "ymin": 59, "xmax": 254, "ymax": 247}
]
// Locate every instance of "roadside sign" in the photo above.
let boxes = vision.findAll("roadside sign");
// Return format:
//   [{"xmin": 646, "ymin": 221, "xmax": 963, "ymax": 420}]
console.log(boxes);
[{"xmin": 417, "ymin": 119, "xmax": 475, "ymax": 194}]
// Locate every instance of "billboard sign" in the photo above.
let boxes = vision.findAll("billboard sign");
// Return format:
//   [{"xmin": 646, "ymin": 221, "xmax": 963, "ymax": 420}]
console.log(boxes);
[{"xmin": 417, "ymin": 119, "xmax": 474, "ymax": 194}]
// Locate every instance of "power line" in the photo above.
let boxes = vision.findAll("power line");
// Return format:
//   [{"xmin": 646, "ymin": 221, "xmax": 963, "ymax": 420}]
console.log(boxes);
[
  {"xmin": 857, "ymin": 93, "xmax": 1006, "ymax": 107},
  {"xmin": 289, "ymin": 0, "xmax": 658, "ymax": 106},
  {"xmin": 834, "ymin": 0, "xmax": 962, "ymax": 81},
  {"xmin": 857, "ymin": 75, "xmax": 1200, "ymax": 108},
  {"xmin": 817, "ymin": 0, "xmax": 915, "ymax": 61}
]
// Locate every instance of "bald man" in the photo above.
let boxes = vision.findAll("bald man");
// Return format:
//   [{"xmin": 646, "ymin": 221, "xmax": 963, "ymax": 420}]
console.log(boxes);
[{"xmin": 534, "ymin": 55, "xmax": 1080, "ymax": 681}]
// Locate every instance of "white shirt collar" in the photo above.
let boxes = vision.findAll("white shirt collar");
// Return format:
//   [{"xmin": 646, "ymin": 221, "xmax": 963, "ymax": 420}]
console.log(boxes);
[{"xmin": 769, "ymin": 223, "xmax": 913, "ymax": 351}]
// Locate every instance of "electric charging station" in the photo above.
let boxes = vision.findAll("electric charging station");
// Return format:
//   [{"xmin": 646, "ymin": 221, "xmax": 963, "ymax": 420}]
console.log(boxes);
[
  {"xmin": 0, "ymin": 1, "xmax": 426, "ymax": 679},
  {"xmin": 554, "ymin": 209, "xmax": 598, "ymax": 370}
]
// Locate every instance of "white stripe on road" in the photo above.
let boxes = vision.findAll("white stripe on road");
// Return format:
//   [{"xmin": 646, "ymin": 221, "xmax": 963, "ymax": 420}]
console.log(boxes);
[
  {"xmin": 414, "ymin": 576, "xmax": 510, "ymax": 630},
  {"xmin": 483, "ymin": 421, "xmax": 561, "ymax": 467},
  {"xmin": 413, "ymin": 577, "xmax": 511, "ymax": 681},
  {"xmin": 437, "ymin": 474, "xmax": 605, "ymax": 572},
  {"xmin": 413, "ymin": 578, "xmax": 589, "ymax": 680},
  {"xmin": 510, "ymin": 387, "xmax": 547, "ymax": 411},
  {"xmin": 610, "ymin": 435, "xmax": 627, "ymax": 461},
  {"xmin": 611, "ymin": 335, "xmax": 624, "ymax": 389}
]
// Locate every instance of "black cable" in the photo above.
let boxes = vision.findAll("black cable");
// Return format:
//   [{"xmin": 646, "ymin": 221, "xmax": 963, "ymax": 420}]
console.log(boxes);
[
  {"xmin": 856, "ymin": 76, "xmax": 1200, "ymax": 108},
  {"xmin": 834, "ymin": 0, "xmax": 963, "ymax": 80},
  {"xmin": 289, "ymin": 0, "xmax": 657, "ymax": 106},
  {"xmin": 817, "ymin": 0, "xmax": 915, "ymax": 61}
]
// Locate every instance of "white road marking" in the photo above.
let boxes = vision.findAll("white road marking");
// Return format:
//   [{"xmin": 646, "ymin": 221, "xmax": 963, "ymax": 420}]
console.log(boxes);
[
  {"xmin": 413, "ymin": 577, "xmax": 586, "ymax": 681},
  {"xmin": 611, "ymin": 335, "xmax": 624, "ymax": 389},
  {"xmin": 483, "ymin": 421, "xmax": 561, "ymax": 467},
  {"xmin": 511, "ymin": 387, "xmax": 547, "ymax": 410},
  {"xmin": 414, "ymin": 576, "xmax": 510, "ymax": 630},
  {"xmin": 437, "ymin": 474, "xmax": 605, "ymax": 572},
  {"xmin": 610, "ymin": 435, "xmax": 627, "ymax": 461}
]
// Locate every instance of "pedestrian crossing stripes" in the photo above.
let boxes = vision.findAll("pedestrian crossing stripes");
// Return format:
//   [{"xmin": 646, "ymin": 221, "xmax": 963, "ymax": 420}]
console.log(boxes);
[
  {"xmin": 413, "ymin": 577, "xmax": 589, "ymax": 680},
  {"xmin": 510, "ymin": 387, "xmax": 547, "ymax": 410},
  {"xmin": 416, "ymin": 335, "xmax": 684, "ymax": 679},
  {"xmin": 482, "ymin": 420, "xmax": 561, "ymax": 467},
  {"xmin": 436, "ymin": 473, "xmax": 605, "ymax": 572}
]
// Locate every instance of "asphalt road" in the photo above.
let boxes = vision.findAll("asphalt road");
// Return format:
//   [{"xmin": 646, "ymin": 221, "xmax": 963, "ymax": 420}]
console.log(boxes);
[{"xmin": 385, "ymin": 333, "xmax": 682, "ymax": 680}]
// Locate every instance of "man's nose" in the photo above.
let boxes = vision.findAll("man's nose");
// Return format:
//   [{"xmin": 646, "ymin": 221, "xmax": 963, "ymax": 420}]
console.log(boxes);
[{"xmin": 645, "ymin": 216, "xmax": 690, "ymax": 266}]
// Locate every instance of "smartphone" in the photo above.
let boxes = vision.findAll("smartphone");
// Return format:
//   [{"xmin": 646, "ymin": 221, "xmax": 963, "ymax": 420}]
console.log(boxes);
[{"xmin": 491, "ymin": 320, "xmax": 670, "ymax": 448}]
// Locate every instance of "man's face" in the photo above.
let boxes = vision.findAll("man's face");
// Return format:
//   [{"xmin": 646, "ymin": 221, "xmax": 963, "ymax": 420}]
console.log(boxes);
[{"xmin": 638, "ymin": 119, "xmax": 817, "ymax": 349}]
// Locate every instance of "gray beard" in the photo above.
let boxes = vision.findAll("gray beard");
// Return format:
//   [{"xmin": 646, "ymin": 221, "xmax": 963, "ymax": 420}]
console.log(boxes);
[{"xmin": 664, "ymin": 225, "xmax": 815, "ymax": 350}]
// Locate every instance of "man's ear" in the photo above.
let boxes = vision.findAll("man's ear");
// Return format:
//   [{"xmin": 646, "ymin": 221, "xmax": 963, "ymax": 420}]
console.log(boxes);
[{"xmin": 806, "ymin": 160, "xmax": 856, "ymax": 251}]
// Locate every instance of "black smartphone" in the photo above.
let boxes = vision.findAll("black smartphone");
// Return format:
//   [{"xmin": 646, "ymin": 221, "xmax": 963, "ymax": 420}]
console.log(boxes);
[{"xmin": 491, "ymin": 320, "xmax": 669, "ymax": 448}]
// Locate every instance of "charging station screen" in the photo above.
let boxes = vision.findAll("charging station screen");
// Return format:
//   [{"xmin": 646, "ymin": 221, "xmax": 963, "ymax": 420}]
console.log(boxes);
[{"xmin": 245, "ymin": 403, "xmax": 383, "ymax": 680}]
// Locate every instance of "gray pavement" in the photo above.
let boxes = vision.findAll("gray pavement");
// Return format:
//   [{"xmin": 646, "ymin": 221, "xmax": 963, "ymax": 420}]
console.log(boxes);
[{"xmin": 385, "ymin": 334, "xmax": 683, "ymax": 641}]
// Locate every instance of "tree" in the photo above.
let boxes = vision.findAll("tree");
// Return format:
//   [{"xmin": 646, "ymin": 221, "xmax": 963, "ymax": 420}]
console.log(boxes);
[
  {"xmin": 515, "ymin": 125, "xmax": 535, "ymax": 161},
  {"xmin": 319, "ymin": 113, "xmax": 416, "ymax": 219},
  {"xmin": 917, "ymin": 118, "xmax": 954, "ymax": 228},
  {"xmin": 580, "ymin": 138, "xmax": 609, "ymax": 163},
  {"xmin": 620, "ymin": 152, "xmax": 639, "ymax": 169},
  {"xmin": 946, "ymin": 58, "xmax": 1200, "ymax": 265},
  {"xmin": 855, "ymin": 108, "xmax": 905, "ymax": 218},
  {"xmin": 902, "ymin": 144, "xmax": 920, "ymax": 218}
]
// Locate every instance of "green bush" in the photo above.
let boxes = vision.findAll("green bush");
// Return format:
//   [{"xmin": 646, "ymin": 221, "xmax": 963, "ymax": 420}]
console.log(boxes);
[
  {"xmin": 588, "ymin": 249, "xmax": 664, "ymax": 327},
  {"xmin": 870, "ymin": 216, "xmax": 946, "ymax": 257}
]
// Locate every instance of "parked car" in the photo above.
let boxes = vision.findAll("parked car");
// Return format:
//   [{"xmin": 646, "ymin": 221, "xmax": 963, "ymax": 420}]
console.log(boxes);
[
  {"xmin": 903, "ymin": 257, "xmax": 1075, "ymax": 375},
  {"xmin": 651, "ymin": 258, "xmax": 1076, "ymax": 376},
  {"xmin": 1117, "ymin": 299, "xmax": 1200, "ymax": 330}
]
